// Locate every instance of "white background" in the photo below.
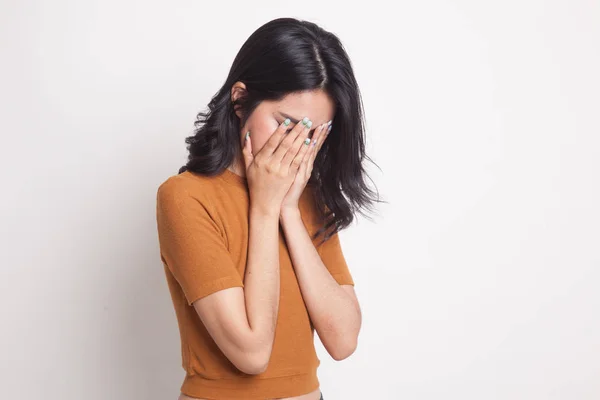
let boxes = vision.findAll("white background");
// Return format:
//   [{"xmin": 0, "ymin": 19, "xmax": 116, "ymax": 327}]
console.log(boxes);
[{"xmin": 1, "ymin": 1, "xmax": 599, "ymax": 399}]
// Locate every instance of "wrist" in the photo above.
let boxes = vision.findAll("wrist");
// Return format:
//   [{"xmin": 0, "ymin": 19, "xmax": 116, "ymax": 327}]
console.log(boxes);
[
  {"xmin": 250, "ymin": 205, "xmax": 280, "ymax": 220},
  {"xmin": 280, "ymin": 206, "xmax": 301, "ymax": 221}
]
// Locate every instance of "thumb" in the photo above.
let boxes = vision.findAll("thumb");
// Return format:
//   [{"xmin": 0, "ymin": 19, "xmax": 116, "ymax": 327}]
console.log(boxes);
[{"xmin": 241, "ymin": 130, "xmax": 254, "ymax": 170}]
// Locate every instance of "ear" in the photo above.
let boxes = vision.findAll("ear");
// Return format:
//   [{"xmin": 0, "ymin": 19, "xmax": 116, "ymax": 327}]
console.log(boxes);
[{"xmin": 231, "ymin": 81, "xmax": 247, "ymax": 119}]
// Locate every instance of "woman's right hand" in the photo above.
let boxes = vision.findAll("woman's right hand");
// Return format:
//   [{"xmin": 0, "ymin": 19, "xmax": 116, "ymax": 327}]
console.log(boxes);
[{"xmin": 241, "ymin": 117, "xmax": 313, "ymax": 216}]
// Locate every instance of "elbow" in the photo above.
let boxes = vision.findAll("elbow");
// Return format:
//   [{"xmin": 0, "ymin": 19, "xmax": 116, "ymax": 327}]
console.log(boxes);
[
  {"xmin": 330, "ymin": 337, "xmax": 358, "ymax": 361},
  {"xmin": 321, "ymin": 315, "xmax": 360, "ymax": 361},
  {"xmin": 232, "ymin": 346, "xmax": 272, "ymax": 375},
  {"xmin": 236, "ymin": 357, "xmax": 269, "ymax": 375}
]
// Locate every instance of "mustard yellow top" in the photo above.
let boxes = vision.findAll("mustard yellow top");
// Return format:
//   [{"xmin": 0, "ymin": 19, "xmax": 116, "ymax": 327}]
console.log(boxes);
[{"xmin": 155, "ymin": 168, "xmax": 354, "ymax": 399}]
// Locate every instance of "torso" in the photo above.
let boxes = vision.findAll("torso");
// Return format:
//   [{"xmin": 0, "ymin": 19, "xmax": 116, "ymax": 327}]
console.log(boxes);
[
  {"xmin": 164, "ymin": 171, "xmax": 323, "ymax": 400},
  {"xmin": 178, "ymin": 387, "xmax": 321, "ymax": 400}
]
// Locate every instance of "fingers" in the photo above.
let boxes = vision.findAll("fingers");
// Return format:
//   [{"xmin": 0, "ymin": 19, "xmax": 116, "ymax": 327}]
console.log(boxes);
[
  {"xmin": 253, "ymin": 118, "xmax": 294, "ymax": 161},
  {"xmin": 296, "ymin": 122, "xmax": 329, "ymax": 179},
  {"xmin": 288, "ymin": 127, "xmax": 313, "ymax": 173},
  {"xmin": 241, "ymin": 130, "xmax": 254, "ymax": 169},
  {"xmin": 290, "ymin": 121, "xmax": 331, "ymax": 181},
  {"xmin": 276, "ymin": 117, "xmax": 312, "ymax": 167},
  {"xmin": 272, "ymin": 116, "xmax": 312, "ymax": 164},
  {"xmin": 307, "ymin": 121, "xmax": 331, "ymax": 167}
]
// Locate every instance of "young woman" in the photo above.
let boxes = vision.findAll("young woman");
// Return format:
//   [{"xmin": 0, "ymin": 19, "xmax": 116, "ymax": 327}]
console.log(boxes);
[{"xmin": 156, "ymin": 17, "xmax": 380, "ymax": 400}]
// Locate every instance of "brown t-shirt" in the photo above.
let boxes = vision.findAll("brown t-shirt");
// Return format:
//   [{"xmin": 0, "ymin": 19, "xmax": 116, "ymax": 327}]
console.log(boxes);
[{"xmin": 155, "ymin": 168, "xmax": 354, "ymax": 399}]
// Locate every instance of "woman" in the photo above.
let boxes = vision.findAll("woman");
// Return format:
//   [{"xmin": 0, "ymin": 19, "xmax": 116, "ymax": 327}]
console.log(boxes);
[{"xmin": 156, "ymin": 17, "xmax": 381, "ymax": 400}]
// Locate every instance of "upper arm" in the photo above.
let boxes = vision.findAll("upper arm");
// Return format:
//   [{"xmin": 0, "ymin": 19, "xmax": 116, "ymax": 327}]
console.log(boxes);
[{"xmin": 156, "ymin": 180, "xmax": 265, "ymax": 374}]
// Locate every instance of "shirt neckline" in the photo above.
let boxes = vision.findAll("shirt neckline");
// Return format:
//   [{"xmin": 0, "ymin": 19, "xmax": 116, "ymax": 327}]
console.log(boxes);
[{"xmin": 219, "ymin": 167, "xmax": 248, "ymax": 187}]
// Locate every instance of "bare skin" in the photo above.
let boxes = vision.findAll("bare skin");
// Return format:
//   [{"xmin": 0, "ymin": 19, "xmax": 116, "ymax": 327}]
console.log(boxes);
[{"xmin": 177, "ymin": 83, "xmax": 342, "ymax": 400}]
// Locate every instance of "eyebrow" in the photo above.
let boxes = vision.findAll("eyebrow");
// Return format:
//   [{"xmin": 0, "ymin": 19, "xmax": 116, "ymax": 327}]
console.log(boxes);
[
  {"xmin": 276, "ymin": 112, "xmax": 301, "ymax": 124},
  {"xmin": 276, "ymin": 112, "xmax": 317, "ymax": 131}
]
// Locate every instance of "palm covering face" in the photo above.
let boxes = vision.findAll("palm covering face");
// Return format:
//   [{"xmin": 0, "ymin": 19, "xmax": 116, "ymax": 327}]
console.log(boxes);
[{"xmin": 242, "ymin": 117, "xmax": 332, "ymax": 213}]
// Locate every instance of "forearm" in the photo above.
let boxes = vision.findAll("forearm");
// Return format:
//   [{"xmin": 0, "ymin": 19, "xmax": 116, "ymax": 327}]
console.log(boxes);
[
  {"xmin": 244, "ymin": 207, "xmax": 281, "ymax": 351},
  {"xmin": 279, "ymin": 208, "xmax": 361, "ymax": 357}
]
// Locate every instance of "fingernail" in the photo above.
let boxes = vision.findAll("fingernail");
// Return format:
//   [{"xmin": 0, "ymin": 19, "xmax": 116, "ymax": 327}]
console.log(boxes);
[
  {"xmin": 327, "ymin": 125, "xmax": 332, "ymax": 133},
  {"xmin": 304, "ymin": 138, "xmax": 311, "ymax": 145},
  {"xmin": 284, "ymin": 118, "xmax": 291, "ymax": 126},
  {"xmin": 306, "ymin": 120, "xmax": 312, "ymax": 129},
  {"xmin": 245, "ymin": 131, "xmax": 250, "ymax": 141},
  {"xmin": 312, "ymin": 139, "xmax": 317, "ymax": 146},
  {"xmin": 327, "ymin": 120, "xmax": 332, "ymax": 126},
  {"xmin": 302, "ymin": 116, "xmax": 309, "ymax": 125}
]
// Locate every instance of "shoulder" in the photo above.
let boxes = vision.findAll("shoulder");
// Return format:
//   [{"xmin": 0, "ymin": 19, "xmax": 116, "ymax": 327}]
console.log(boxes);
[{"xmin": 156, "ymin": 171, "xmax": 217, "ymax": 211}]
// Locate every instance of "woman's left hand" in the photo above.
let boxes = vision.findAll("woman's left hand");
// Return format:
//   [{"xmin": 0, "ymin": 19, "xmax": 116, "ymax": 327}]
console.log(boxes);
[{"xmin": 280, "ymin": 121, "xmax": 331, "ymax": 212}]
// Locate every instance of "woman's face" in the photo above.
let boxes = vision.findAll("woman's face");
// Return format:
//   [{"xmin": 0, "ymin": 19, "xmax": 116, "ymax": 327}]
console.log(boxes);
[{"xmin": 234, "ymin": 87, "xmax": 335, "ymax": 157}]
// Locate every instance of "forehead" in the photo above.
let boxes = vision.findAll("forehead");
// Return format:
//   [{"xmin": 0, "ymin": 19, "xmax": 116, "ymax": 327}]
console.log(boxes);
[{"xmin": 268, "ymin": 90, "xmax": 335, "ymax": 126}]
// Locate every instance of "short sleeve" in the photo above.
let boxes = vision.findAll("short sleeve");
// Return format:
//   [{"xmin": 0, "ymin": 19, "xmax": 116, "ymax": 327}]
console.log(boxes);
[
  {"xmin": 156, "ymin": 180, "xmax": 244, "ymax": 306},
  {"xmin": 316, "ymin": 230, "xmax": 355, "ymax": 286}
]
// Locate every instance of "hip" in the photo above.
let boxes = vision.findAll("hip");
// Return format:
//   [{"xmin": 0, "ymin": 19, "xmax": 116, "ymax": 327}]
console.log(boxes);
[{"xmin": 178, "ymin": 387, "xmax": 323, "ymax": 400}]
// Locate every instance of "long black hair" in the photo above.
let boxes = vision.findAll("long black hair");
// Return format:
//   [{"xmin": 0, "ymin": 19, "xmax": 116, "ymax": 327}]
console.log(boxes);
[{"xmin": 179, "ymin": 17, "xmax": 384, "ymax": 245}]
